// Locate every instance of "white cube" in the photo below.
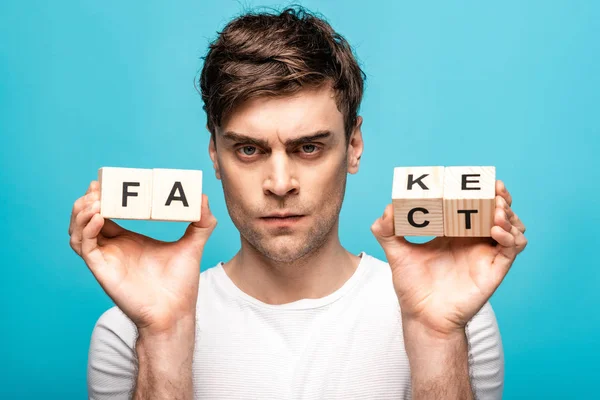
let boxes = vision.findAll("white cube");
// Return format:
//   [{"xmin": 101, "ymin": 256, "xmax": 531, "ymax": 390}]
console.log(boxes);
[
  {"xmin": 150, "ymin": 168, "xmax": 203, "ymax": 222},
  {"xmin": 98, "ymin": 167, "xmax": 153, "ymax": 220}
]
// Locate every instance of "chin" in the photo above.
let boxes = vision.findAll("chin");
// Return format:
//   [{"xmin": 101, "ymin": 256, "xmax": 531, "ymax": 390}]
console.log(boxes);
[
  {"xmin": 258, "ymin": 236, "xmax": 313, "ymax": 263},
  {"xmin": 234, "ymin": 208, "xmax": 339, "ymax": 264}
]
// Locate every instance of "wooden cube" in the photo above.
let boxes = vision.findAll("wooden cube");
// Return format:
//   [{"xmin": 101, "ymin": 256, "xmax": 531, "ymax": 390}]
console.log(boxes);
[
  {"xmin": 443, "ymin": 166, "xmax": 495, "ymax": 237},
  {"xmin": 392, "ymin": 166, "xmax": 445, "ymax": 236},
  {"xmin": 98, "ymin": 167, "xmax": 153, "ymax": 220},
  {"xmin": 150, "ymin": 168, "xmax": 203, "ymax": 222}
]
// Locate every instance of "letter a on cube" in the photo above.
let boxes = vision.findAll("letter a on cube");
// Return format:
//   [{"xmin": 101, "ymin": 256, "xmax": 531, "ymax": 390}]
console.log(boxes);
[
  {"xmin": 98, "ymin": 167, "xmax": 153, "ymax": 220},
  {"xmin": 392, "ymin": 166, "xmax": 445, "ymax": 236},
  {"xmin": 443, "ymin": 166, "xmax": 495, "ymax": 237},
  {"xmin": 151, "ymin": 168, "xmax": 203, "ymax": 222}
]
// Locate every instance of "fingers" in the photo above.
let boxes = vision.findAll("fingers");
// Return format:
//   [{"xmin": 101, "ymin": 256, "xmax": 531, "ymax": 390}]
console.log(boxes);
[
  {"xmin": 513, "ymin": 226, "xmax": 528, "ymax": 254},
  {"xmin": 190, "ymin": 194, "xmax": 218, "ymax": 230},
  {"xmin": 490, "ymin": 225, "xmax": 516, "ymax": 248},
  {"xmin": 493, "ymin": 194, "xmax": 528, "ymax": 253},
  {"xmin": 494, "ymin": 206, "xmax": 512, "ymax": 234},
  {"xmin": 496, "ymin": 194, "xmax": 526, "ymax": 234},
  {"xmin": 491, "ymin": 223, "xmax": 528, "ymax": 277},
  {"xmin": 490, "ymin": 191, "xmax": 529, "ymax": 281},
  {"xmin": 492, "ymin": 181, "xmax": 526, "ymax": 233},
  {"xmin": 81, "ymin": 213, "xmax": 108, "ymax": 268},
  {"xmin": 69, "ymin": 181, "xmax": 99, "ymax": 236},
  {"xmin": 69, "ymin": 179, "xmax": 124, "ymax": 272},
  {"xmin": 178, "ymin": 194, "xmax": 218, "ymax": 260},
  {"xmin": 496, "ymin": 179, "xmax": 512, "ymax": 207},
  {"xmin": 371, "ymin": 204, "xmax": 414, "ymax": 265},
  {"xmin": 69, "ymin": 198, "xmax": 101, "ymax": 255},
  {"xmin": 371, "ymin": 204, "xmax": 395, "ymax": 238},
  {"xmin": 100, "ymin": 218, "xmax": 125, "ymax": 238}
]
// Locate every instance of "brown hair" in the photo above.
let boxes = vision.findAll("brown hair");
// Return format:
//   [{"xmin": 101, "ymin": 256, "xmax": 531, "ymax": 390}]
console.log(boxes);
[{"xmin": 198, "ymin": 5, "xmax": 367, "ymax": 144}]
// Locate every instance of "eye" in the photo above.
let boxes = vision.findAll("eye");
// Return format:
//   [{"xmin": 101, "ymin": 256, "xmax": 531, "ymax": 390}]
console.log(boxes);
[
  {"xmin": 240, "ymin": 146, "xmax": 257, "ymax": 156},
  {"xmin": 301, "ymin": 144, "xmax": 317, "ymax": 153}
]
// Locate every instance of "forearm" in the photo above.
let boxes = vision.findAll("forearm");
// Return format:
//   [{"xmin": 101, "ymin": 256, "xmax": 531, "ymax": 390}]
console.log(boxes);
[
  {"xmin": 402, "ymin": 319, "xmax": 474, "ymax": 400},
  {"xmin": 132, "ymin": 319, "xmax": 196, "ymax": 400}
]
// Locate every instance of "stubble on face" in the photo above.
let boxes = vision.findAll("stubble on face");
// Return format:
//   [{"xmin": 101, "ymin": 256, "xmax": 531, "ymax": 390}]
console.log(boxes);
[
  {"xmin": 221, "ymin": 156, "xmax": 348, "ymax": 264},
  {"xmin": 212, "ymin": 84, "xmax": 355, "ymax": 265}
]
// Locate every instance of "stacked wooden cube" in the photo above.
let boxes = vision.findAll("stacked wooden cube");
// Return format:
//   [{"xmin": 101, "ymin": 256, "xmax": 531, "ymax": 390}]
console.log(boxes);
[
  {"xmin": 392, "ymin": 166, "xmax": 496, "ymax": 237},
  {"xmin": 98, "ymin": 167, "xmax": 203, "ymax": 222}
]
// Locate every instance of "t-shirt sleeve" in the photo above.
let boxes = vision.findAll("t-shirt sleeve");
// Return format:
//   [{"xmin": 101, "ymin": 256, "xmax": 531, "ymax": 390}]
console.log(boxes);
[
  {"xmin": 87, "ymin": 306, "xmax": 139, "ymax": 399},
  {"xmin": 466, "ymin": 301, "xmax": 505, "ymax": 399}
]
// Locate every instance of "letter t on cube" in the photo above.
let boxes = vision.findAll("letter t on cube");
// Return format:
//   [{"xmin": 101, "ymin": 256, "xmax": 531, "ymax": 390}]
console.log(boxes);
[
  {"xmin": 443, "ymin": 166, "xmax": 495, "ymax": 237},
  {"xmin": 392, "ymin": 166, "xmax": 445, "ymax": 236}
]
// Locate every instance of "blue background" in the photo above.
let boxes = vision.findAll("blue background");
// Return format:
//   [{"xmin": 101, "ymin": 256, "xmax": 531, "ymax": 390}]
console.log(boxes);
[{"xmin": 1, "ymin": 0, "xmax": 598, "ymax": 398}]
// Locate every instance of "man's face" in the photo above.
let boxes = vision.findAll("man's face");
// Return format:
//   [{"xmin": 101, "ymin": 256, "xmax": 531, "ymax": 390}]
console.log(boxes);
[{"xmin": 209, "ymin": 84, "xmax": 363, "ymax": 263}]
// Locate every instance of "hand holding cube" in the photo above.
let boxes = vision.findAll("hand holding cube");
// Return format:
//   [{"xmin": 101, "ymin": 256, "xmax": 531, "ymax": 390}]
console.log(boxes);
[
  {"xmin": 373, "ymin": 165, "xmax": 528, "ymax": 339},
  {"xmin": 68, "ymin": 168, "xmax": 217, "ymax": 337}
]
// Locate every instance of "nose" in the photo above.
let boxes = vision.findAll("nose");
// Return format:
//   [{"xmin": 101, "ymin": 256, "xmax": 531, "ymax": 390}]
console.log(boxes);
[{"xmin": 263, "ymin": 152, "xmax": 299, "ymax": 197}]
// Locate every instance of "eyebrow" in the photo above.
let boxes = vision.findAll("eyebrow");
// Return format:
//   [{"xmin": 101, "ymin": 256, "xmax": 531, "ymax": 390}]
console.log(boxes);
[{"xmin": 221, "ymin": 130, "xmax": 333, "ymax": 148}]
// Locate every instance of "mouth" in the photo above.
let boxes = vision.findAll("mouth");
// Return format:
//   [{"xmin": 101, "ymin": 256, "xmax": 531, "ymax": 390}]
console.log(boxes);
[
  {"xmin": 262, "ymin": 213, "xmax": 304, "ymax": 219},
  {"xmin": 260, "ymin": 214, "xmax": 305, "ymax": 226}
]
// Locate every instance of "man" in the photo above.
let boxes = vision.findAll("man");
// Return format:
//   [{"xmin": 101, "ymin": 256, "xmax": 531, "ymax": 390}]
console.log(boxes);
[{"xmin": 69, "ymin": 6, "xmax": 527, "ymax": 399}]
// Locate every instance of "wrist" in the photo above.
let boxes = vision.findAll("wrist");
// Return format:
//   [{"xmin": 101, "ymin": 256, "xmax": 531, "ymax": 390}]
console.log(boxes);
[
  {"xmin": 404, "ymin": 325, "xmax": 466, "ymax": 345},
  {"xmin": 136, "ymin": 316, "xmax": 196, "ymax": 369},
  {"xmin": 401, "ymin": 313, "xmax": 466, "ymax": 341},
  {"xmin": 401, "ymin": 317, "xmax": 467, "ymax": 360},
  {"xmin": 402, "ymin": 318, "xmax": 473, "ymax": 399},
  {"xmin": 137, "ymin": 314, "xmax": 197, "ymax": 340},
  {"xmin": 134, "ymin": 317, "xmax": 196, "ymax": 399}
]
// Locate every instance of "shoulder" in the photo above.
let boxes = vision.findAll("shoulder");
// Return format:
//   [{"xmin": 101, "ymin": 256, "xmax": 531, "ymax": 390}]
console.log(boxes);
[
  {"xmin": 360, "ymin": 252, "xmax": 391, "ymax": 268},
  {"xmin": 359, "ymin": 252, "xmax": 393, "ymax": 279},
  {"xmin": 357, "ymin": 253, "xmax": 396, "ymax": 294},
  {"xmin": 91, "ymin": 306, "xmax": 138, "ymax": 345},
  {"xmin": 466, "ymin": 301, "xmax": 505, "ymax": 399},
  {"xmin": 348, "ymin": 253, "xmax": 399, "ymax": 309},
  {"xmin": 199, "ymin": 262, "xmax": 222, "ymax": 282},
  {"xmin": 87, "ymin": 306, "xmax": 138, "ymax": 399}
]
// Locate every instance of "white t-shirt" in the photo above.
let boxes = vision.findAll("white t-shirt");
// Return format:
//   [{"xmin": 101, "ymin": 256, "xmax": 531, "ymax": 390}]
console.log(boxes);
[{"xmin": 87, "ymin": 252, "xmax": 504, "ymax": 399}]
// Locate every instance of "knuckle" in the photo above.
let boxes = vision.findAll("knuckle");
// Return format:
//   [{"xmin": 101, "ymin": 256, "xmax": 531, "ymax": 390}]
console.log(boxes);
[
  {"xmin": 75, "ymin": 209, "xmax": 91, "ymax": 226},
  {"xmin": 499, "ymin": 195, "xmax": 507, "ymax": 207},
  {"xmin": 75, "ymin": 210, "xmax": 85, "ymax": 224},
  {"xmin": 86, "ymin": 181, "xmax": 96, "ymax": 192},
  {"xmin": 75, "ymin": 195, "xmax": 91, "ymax": 211},
  {"xmin": 85, "ymin": 201, "xmax": 95, "ymax": 212},
  {"xmin": 74, "ymin": 197, "xmax": 83, "ymax": 210}
]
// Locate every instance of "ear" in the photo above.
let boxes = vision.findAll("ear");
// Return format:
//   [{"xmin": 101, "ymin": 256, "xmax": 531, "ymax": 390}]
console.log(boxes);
[
  {"xmin": 208, "ymin": 131, "xmax": 222, "ymax": 180},
  {"xmin": 347, "ymin": 116, "xmax": 364, "ymax": 175}
]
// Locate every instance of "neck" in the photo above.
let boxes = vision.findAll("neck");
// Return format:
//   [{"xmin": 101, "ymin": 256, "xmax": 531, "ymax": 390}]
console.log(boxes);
[{"xmin": 223, "ymin": 220, "xmax": 361, "ymax": 305}]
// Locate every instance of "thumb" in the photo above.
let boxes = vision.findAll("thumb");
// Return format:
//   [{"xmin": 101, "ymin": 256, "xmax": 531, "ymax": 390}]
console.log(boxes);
[
  {"xmin": 178, "ymin": 194, "xmax": 218, "ymax": 259},
  {"xmin": 370, "ymin": 203, "xmax": 415, "ymax": 265}
]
